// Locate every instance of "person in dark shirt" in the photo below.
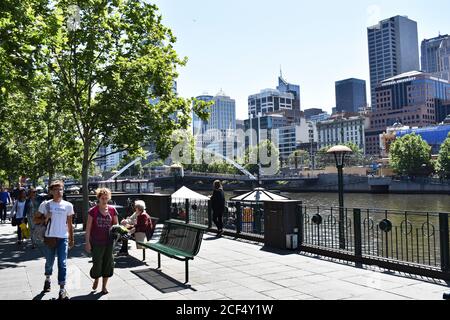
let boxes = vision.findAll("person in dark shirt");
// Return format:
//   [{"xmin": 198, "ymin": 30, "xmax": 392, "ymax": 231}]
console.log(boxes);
[
  {"xmin": 210, "ymin": 180, "xmax": 225, "ymax": 237},
  {"xmin": 0, "ymin": 187, "xmax": 12, "ymax": 223}
]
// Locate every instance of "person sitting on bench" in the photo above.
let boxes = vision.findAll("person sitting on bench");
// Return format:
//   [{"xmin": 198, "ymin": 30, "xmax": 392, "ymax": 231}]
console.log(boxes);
[{"xmin": 118, "ymin": 200, "xmax": 153, "ymax": 255}]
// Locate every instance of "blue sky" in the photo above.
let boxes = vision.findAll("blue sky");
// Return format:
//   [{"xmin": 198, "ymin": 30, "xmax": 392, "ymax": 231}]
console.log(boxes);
[{"xmin": 151, "ymin": 0, "xmax": 450, "ymax": 119}]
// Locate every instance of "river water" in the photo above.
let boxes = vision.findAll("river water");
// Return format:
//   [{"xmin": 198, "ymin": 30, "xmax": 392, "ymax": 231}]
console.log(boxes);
[
  {"xmin": 162, "ymin": 187, "xmax": 450, "ymax": 212},
  {"xmin": 194, "ymin": 191, "xmax": 450, "ymax": 213}
]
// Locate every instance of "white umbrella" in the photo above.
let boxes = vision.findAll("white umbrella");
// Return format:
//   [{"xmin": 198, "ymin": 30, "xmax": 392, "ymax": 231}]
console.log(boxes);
[
  {"xmin": 171, "ymin": 186, "xmax": 209, "ymax": 202},
  {"xmin": 230, "ymin": 188, "xmax": 289, "ymax": 202}
]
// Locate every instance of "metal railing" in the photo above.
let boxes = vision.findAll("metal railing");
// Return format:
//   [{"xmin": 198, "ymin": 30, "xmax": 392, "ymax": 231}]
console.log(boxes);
[
  {"xmin": 169, "ymin": 198, "xmax": 265, "ymax": 240},
  {"xmin": 300, "ymin": 205, "xmax": 450, "ymax": 278},
  {"xmin": 168, "ymin": 198, "xmax": 450, "ymax": 279}
]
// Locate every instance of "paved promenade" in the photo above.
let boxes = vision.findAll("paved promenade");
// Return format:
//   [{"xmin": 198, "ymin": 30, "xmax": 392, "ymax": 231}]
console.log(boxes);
[{"xmin": 0, "ymin": 222, "xmax": 448, "ymax": 300}]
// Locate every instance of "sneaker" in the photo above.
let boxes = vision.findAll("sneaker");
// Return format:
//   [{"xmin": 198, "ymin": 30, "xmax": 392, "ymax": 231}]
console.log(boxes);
[
  {"xmin": 43, "ymin": 280, "xmax": 51, "ymax": 293},
  {"xmin": 58, "ymin": 289, "xmax": 69, "ymax": 300}
]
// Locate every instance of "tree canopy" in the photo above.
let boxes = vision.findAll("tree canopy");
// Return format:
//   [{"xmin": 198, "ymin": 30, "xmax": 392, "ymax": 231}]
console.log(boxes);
[
  {"xmin": 436, "ymin": 133, "xmax": 450, "ymax": 178},
  {"xmin": 0, "ymin": 0, "xmax": 209, "ymax": 225},
  {"xmin": 389, "ymin": 133, "xmax": 432, "ymax": 177}
]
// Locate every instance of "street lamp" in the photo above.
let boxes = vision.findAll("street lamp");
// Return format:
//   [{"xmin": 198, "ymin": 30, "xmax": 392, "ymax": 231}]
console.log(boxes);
[{"xmin": 327, "ymin": 145, "xmax": 353, "ymax": 249}]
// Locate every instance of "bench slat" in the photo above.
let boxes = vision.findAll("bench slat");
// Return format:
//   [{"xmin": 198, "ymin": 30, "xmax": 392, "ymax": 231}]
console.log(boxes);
[{"xmin": 138, "ymin": 242, "xmax": 194, "ymax": 259}]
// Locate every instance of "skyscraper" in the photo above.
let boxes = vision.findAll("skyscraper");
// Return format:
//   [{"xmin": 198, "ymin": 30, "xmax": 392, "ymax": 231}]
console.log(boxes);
[
  {"xmin": 368, "ymin": 15, "xmax": 420, "ymax": 108},
  {"xmin": 193, "ymin": 92, "xmax": 236, "ymax": 158},
  {"xmin": 248, "ymin": 74, "xmax": 301, "ymax": 117},
  {"xmin": 421, "ymin": 34, "xmax": 450, "ymax": 81},
  {"xmin": 335, "ymin": 78, "xmax": 367, "ymax": 113}
]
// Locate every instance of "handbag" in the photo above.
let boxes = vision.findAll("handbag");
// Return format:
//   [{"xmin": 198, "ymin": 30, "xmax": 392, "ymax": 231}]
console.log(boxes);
[
  {"xmin": 43, "ymin": 202, "xmax": 58, "ymax": 248},
  {"xmin": 33, "ymin": 223, "xmax": 47, "ymax": 241},
  {"xmin": 11, "ymin": 215, "xmax": 17, "ymax": 227}
]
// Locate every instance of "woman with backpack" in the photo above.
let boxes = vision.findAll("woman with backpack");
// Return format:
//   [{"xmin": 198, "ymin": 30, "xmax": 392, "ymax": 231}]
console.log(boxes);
[{"xmin": 85, "ymin": 188, "xmax": 118, "ymax": 295}]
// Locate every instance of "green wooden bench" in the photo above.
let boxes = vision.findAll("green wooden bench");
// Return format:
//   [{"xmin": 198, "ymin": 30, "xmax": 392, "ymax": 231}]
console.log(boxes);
[{"xmin": 136, "ymin": 219, "xmax": 207, "ymax": 284}]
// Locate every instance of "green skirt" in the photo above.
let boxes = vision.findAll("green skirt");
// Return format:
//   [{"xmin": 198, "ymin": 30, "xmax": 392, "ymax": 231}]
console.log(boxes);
[{"xmin": 90, "ymin": 244, "xmax": 114, "ymax": 279}]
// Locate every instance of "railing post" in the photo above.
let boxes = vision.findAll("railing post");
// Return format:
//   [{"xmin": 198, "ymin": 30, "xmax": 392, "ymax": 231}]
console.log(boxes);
[
  {"xmin": 185, "ymin": 199, "xmax": 190, "ymax": 224},
  {"xmin": 353, "ymin": 208, "xmax": 362, "ymax": 267},
  {"xmin": 439, "ymin": 213, "xmax": 450, "ymax": 273},
  {"xmin": 207, "ymin": 200, "xmax": 212, "ymax": 229},
  {"xmin": 298, "ymin": 204, "xmax": 304, "ymax": 248},
  {"xmin": 236, "ymin": 202, "xmax": 242, "ymax": 235}
]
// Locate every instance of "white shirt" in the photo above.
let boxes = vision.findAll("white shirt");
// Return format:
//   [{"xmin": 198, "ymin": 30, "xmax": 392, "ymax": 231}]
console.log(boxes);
[
  {"xmin": 38, "ymin": 200, "xmax": 74, "ymax": 238},
  {"xmin": 11, "ymin": 201, "xmax": 26, "ymax": 219}
]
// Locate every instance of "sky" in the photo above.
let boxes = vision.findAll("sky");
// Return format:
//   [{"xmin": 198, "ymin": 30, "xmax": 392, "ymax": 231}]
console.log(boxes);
[{"xmin": 151, "ymin": 0, "xmax": 450, "ymax": 120}]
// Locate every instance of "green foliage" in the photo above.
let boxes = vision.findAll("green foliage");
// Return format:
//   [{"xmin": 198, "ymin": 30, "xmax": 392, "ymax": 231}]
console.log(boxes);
[
  {"xmin": 390, "ymin": 133, "xmax": 432, "ymax": 176},
  {"xmin": 1, "ymin": 1, "xmax": 210, "ymax": 223},
  {"xmin": 315, "ymin": 143, "xmax": 364, "ymax": 169},
  {"xmin": 243, "ymin": 140, "xmax": 280, "ymax": 175},
  {"xmin": 436, "ymin": 133, "xmax": 450, "ymax": 178},
  {"xmin": 287, "ymin": 150, "xmax": 310, "ymax": 169}
]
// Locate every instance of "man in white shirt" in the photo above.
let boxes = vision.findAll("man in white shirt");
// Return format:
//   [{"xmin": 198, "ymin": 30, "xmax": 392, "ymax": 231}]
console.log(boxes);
[{"xmin": 38, "ymin": 180, "xmax": 75, "ymax": 300}]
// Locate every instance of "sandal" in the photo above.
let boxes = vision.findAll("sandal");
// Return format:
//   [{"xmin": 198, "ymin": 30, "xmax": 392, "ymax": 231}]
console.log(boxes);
[{"xmin": 101, "ymin": 289, "xmax": 109, "ymax": 295}]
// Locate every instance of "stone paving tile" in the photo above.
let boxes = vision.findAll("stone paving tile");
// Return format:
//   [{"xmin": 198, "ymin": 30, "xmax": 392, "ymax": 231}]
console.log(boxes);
[
  {"xmin": 348, "ymin": 291, "xmax": 412, "ymax": 300},
  {"xmin": 387, "ymin": 286, "xmax": 445, "ymax": 300},
  {"xmin": 261, "ymin": 288, "xmax": 302, "ymax": 299},
  {"xmin": 258, "ymin": 272, "xmax": 300, "ymax": 282},
  {"xmin": 1, "ymin": 223, "xmax": 448, "ymax": 300},
  {"xmin": 238, "ymin": 279, "xmax": 285, "ymax": 292},
  {"xmin": 308, "ymin": 289, "xmax": 354, "ymax": 300},
  {"xmin": 272, "ymin": 278, "xmax": 314, "ymax": 289}
]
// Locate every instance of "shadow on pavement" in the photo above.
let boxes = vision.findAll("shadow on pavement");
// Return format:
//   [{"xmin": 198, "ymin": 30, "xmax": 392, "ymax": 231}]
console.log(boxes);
[
  {"xmin": 131, "ymin": 268, "xmax": 196, "ymax": 293},
  {"xmin": 260, "ymin": 245, "xmax": 299, "ymax": 256},
  {"xmin": 32, "ymin": 292, "xmax": 46, "ymax": 301},
  {"xmin": 70, "ymin": 291, "xmax": 103, "ymax": 300},
  {"xmin": 114, "ymin": 254, "xmax": 148, "ymax": 269}
]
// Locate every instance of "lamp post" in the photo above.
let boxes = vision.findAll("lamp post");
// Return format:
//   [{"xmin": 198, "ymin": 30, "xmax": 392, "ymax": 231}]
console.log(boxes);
[{"xmin": 327, "ymin": 145, "xmax": 353, "ymax": 249}]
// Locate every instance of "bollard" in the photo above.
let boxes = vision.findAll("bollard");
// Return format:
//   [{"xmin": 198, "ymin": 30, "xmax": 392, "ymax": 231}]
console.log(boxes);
[
  {"xmin": 439, "ymin": 213, "xmax": 450, "ymax": 273},
  {"xmin": 236, "ymin": 202, "xmax": 242, "ymax": 234},
  {"xmin": 353, "ymin": 208, "xmax": 362, "ymax": 267}
]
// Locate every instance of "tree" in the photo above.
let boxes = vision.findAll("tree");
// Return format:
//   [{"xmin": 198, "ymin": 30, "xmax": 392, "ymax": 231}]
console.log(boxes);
[
  {"xmin": 1, "ymin": 1, "xmax": 209, "ymax": 227},
  {"xmin": 243, "ymin": 140, "xmax": 280, "ymax": 176},
  {"xmin": 436, "ymin": 133, "xmax": 450, "ymax": 178},
  {"xmin": 390, "ymin": 133, "xmax": 432, "ymax": 177},
  {"xmin": 288, "ymin": 150, "xmax": 310, "ymax": 170},
  {"xmin": 0, "ymin": 91, "xmax": 81, "ymax": 186},
  {"xmin": 315, "ymin": 143, "xmax": 364, "ymax": 169}
]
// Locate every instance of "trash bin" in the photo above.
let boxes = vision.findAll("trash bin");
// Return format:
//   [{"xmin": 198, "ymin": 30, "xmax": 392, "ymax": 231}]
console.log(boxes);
[{"xmin": 263, "ymin": 200, "xmax": 302, "ymax": 250}]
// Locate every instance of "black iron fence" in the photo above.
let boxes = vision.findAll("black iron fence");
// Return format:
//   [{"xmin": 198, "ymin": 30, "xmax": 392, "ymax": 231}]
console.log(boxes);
[
  {"xmin": 300, "ymin": 205, "xmax": 450, "ymax": 279},
  {"xmin": 169, "ymin": 198, "xmax": 264, "ymax": 240},
  {"xmin": 168, "ymin": 198, "xmax": 450, "ymax": 279}
]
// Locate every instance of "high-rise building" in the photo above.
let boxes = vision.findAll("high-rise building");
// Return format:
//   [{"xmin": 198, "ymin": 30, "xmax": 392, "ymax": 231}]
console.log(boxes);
[
  {"xmin": 335, "ymin": 78, "xmax": 367, "ymax": 113},
  {"xmin": 278, "ymin": 117, "xmax": 316, "ymax": 160},
  {"xmin": 244, "ymin": 114, "xmax": 287, "ymax": 149},
  {"xmin": 421, "ymin": 34, "xmax": 450, "ymax": 81},
  {"xmin": 277, "ymin": 75, "xmax": 301, "ymax": 111},
  {"xmin": 303, "ymin": 108, "xmax": 326, "ymax": 120},
  {"xmin": 368, "ymin": 15, "xmax": 420, "ymax": 108},
  {"xmin": 248, "ymin": 75, "xmax": 301, "ymax": 117},
  {"xmin": 365, "ymin": 71, "xmax": 450, "ymax": 155},
  {"xmin": 317, "ymin": 115, "xmax": 367, "ymax": 153},
  {"xmin": 193, "ymin": 92, "xmax": 236, "ymax": 158}
]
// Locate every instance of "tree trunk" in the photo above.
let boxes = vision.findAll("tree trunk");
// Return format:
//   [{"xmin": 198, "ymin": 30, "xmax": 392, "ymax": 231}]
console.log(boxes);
[{"xmin": 81, "ymin": 142, "xmax": 91, "ymax": 230}]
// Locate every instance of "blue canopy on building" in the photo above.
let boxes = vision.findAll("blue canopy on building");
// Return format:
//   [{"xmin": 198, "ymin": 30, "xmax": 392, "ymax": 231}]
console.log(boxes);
[{"xmin": 396, "ymin": 125, "xmax": 450, "ymax": 153}]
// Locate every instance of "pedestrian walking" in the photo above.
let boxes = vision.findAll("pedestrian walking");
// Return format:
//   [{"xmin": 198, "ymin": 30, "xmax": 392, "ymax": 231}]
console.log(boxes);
[
  {"xmin": 0, "ymin": 187, "xmax": 12, "ymax": 223},
  {"xmin": 38, "ymin": 180, "xmax": 75, "ymax": 300},
  {"xmin": 10, "ymin": 189, "xmax": 27, "ymax": 244},
  {"xmin": 85, "ymin": 188, "xmax": 118, "ymax": 295},
  {"xmin": 210, "ymin": 180, "xmax": 225, "ymax": 237},
  {"xmin": 25, "ymin": 188, "xmax": 39, "ymax": 249}
]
